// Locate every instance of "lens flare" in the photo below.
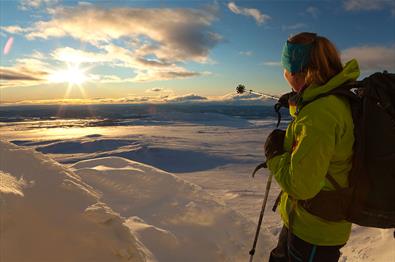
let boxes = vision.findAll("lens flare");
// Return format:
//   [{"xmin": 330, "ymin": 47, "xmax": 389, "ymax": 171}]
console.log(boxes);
[{"xmin": 3, "ymin": 37, "xmax": 14, "ymax": 55}]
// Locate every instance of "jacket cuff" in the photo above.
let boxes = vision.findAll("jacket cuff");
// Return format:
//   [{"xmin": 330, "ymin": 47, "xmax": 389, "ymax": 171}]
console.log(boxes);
[{"xmin": 267, "ymin": 152, "xmax": 290, "ymax": 174}]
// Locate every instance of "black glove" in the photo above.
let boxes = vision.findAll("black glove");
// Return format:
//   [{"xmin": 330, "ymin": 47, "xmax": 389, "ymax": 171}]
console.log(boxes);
[
  {"xmin": 275, "ymin": 91, "xmax": 296, "ymax": 111},
  {"xmin": 264, "ymin": 129, "xmax": 286, "ymax": 160}
]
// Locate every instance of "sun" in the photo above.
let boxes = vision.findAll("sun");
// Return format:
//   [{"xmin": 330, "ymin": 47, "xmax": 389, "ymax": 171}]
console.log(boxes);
[{"xmin": 49, "ymin": 63, "xmax": 88, "ymax": 85}]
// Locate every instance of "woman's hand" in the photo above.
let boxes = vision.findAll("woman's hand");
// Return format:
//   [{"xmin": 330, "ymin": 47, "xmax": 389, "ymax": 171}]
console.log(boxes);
[
  {"xmin": 264, "ymin": 129, "xmax": 286, "ymax": 160},
  {"xmin": 277, "ymin": 91, "xmax": 296, "ymax": 109}
]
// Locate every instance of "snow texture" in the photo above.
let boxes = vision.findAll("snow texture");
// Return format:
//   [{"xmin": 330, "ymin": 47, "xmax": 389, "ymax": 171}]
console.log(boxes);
[
  {"xmin": 0, "ymin": 140, "xmax": 150, "ymax": 262},
  {"xmin": 1, "ymin": 114, "xmax": 394, "ymax": 262}
]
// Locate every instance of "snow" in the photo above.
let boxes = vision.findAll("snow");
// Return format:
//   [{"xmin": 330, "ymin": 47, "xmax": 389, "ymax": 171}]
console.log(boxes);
[
  {"xmin": 36, "ymin": 139, "xmax": 245, "ymax": 172},
  {"xmin": 70, "ymin": 156, "xmax": 274, "ymax": 261},
  {"xmin": 0, "ymin": 170, "xmax": 27, "ymax": 196},
  {"xmin": 0, "ymin": 140, "xmax": 272, "ymax": 261},
  {"xmin": 0, "ymin": 141, "xmax": 150, "ymax": 262},
  {"xmin": 1, "ymin": 113, "xmax": 394, "ymax": 261}
]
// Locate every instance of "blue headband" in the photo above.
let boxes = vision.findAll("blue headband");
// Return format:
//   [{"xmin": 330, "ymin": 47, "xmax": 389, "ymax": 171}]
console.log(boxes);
[{"xmin": 281, "ymin": 41, "xmax": 313, "ymax": 73}]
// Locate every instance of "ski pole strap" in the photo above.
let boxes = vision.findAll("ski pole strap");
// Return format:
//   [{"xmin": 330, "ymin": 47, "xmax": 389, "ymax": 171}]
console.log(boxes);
[
  {"xmin": 274, "ymin": 103, "xmax": 282, "ymax": 128},
  {"xmin": 272, "ymin": 191, "xmax": 283, "ymax": 212},
  {"xmin": 252, "ymin": 162, "xmax": 267, "ymax": 177}
]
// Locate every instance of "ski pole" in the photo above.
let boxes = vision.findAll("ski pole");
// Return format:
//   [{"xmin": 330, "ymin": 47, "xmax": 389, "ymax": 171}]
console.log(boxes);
[
  {"xmin": 249, "ymin": 173, "xmax": 273, "ymax": 262},
  {"xmin": 236, "ymin": 84, "xmax": 280, "ymax": 100}
]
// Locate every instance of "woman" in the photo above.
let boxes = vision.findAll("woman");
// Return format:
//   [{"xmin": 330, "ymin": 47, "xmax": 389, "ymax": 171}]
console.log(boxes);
[{"xmin": 264, "ymin": 32, "xmax": 359, "ymax": 261}]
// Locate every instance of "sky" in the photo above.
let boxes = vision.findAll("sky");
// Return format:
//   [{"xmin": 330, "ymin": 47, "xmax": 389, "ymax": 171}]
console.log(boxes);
[{"xmin": 0, "ymin": 0, "xmax": 394, "ymax": 104}]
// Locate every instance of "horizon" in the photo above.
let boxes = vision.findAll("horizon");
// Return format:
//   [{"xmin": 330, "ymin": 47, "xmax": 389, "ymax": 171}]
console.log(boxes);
[{"xmin": 1, "ymin": 0, "xmax": 394, "ymax": 104}]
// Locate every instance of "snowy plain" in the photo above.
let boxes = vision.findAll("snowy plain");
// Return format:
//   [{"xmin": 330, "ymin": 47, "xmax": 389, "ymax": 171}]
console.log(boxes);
[{"xmin": 0, "ymin": 103, "xmax": 394, "ymax": 261}]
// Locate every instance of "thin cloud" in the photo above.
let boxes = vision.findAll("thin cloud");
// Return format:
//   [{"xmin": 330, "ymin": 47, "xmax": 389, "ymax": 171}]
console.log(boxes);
[
  {"xmin": 263, "ymin": 61, "xmax": 281, "ymax": 67},
  {"xmin": 227, "ymin": 2, "xmax": 271, "ymax": 25},
  {"xmin": 0, "ymin": 65, "xmax": 49, "ymax": 88},
  {"xmin": 239, "ymin": 51, "xmax": 253, "ymax": 56},
  {"xmin": 51, "ymin": 47, "xmax": 110, "ymax": 64},
  {"xmin": 343, "ymin": 0, "xmax": 395, "ymax": 11},
  {"xmin": 148, "ymin": 88, "xmax": 164, "ymax": 92},
  {"xmin": 1, "ymin": 25, "xmax": 27, "ymax": 34},
  {"xmin": 78, "ymin": 2, "xmax": 93, "ymax": 6},
  {"xmin": 341, "ymin": 45, "xmax": 395, "ymax": 71},
  {"xmin": 145, "ymin": 88, "xmax": 174, "ymax": 95},
  {"xmin": 0, "ymin": 68, "xmax": 42, "ymax": 81},
  {"xmin": 306, "ymin": 6, "xmax": 319, "ymax": 18},
  {"xmin": 0, "ymin": 53, "xmax": 57, "ymax": 88},
  {"xmin": 282, "ymin": 23, "xmax": 307, "ymax": 31},
  {"xmin": 134, "ymin": 69, "xmax": 201, "ymax": 82},
  {"xmin": 19, "ymin": 0, "xmax": 58, "ymax": 10}
]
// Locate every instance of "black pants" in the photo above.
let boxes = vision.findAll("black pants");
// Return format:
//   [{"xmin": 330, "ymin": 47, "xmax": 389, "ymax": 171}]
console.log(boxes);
[{"xmin": 269, "ymin": 226, "xmax": 345, "ymax": 262}]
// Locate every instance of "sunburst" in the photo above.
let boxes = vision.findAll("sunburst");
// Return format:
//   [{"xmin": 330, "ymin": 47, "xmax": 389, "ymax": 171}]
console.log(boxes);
[{"xmin": 49, "ymin": 63, "xmax": 89, "ymax": 86}]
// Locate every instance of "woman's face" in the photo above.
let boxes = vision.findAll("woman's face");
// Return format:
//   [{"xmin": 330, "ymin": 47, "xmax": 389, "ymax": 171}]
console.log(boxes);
[{"xmin": 283, "ymin": 69, "xmax": 306, "ymax": 92}]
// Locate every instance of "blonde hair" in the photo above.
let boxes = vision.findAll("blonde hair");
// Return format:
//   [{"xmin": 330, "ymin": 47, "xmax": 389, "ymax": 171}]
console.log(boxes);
[{"xmin": 288, "ymin": 32, "xmax": 343, "ymax": 86}]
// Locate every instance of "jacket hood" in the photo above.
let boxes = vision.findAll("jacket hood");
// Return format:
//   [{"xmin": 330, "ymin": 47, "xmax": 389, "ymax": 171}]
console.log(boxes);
[{"xmin": 301, "ymin": 59, "xmax": 360, "ymax": 102}]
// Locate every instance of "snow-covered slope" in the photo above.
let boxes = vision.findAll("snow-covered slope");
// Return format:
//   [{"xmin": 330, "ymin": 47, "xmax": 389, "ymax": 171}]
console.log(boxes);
[
  {"xmin": 70, "ymin": 156, "xmax": 275, "ymax": 261},
  {"xmin": 0, "ymin": 140, "xmax": 151, "ymax": 262},
  {"xmin": 2, "ymin": 120, "xmax": 394, "ymax": 262},
  {"xmin": 0, "ymin": 140, "xmax": 275, "ymax": 261}
]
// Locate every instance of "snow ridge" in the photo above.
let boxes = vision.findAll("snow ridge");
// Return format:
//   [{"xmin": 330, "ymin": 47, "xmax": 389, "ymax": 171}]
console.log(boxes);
[{"xmin": 0, "ymin": 140, "xmax": 150, "ymax": 262}]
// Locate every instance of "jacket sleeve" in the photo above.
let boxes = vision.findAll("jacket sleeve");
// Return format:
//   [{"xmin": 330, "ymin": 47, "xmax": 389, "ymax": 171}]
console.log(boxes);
[{"xmin": 266, "ymin": 105, "xmax": 337, "ymax": 200}]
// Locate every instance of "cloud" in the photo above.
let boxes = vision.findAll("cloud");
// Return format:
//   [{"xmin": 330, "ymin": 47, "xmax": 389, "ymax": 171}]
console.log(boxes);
[
  {"xmin": 51, "ymin": 47, "xmax": 110, "ymax": 64},
  {"xmin": 1, "ymin": 25, "xmax": 27, "ymax": 34},
  {"xmin": 215, "ymin": 92, "xmax": 276, "ymax": 105},
  {"xmin": 239, "ymin": 51, "xmax": 253, "ymax": 56},
  {"xmin": 2, "ymin": 91, "xmax": 278, "ymax": 105},
  {"xmin": 2, "ymin": 5, "xmax": 220, "ymax": 85},
  {"xmin": 17, "ymin": 5, "xmax": 221, "ymax": 63},
  {"xmin": 78, "ymin": 1, "xmax": 93, "ymax": 6},
  {"xmin": 282, "ymin": 23, "xmax": 307, "ymax": 31},
  {"xmin": 0, "ymin": 55, "xmax": 52, "ymax": 88},
  {"xmin": 227, "ymin": 2, "xmax": 271, "ymax": 25},
  {"xmin": 132, "ymin": 67, "xmax": 202, "ymax": 82},
  {"xmin": 19, "ymin": 0, "xmax": 58, "ymax": 10},
  {"xmin": 343, "ymin": 0, "xmax": 395, "ymax": 12},
  {"xmin": 165, "ymin": 94, "xmax": 208, "ymax": 103},
  {"xmin": 147, "ymin": 88, "xmax": 164, "ymax": 92},
  {"xmin": 145, "ymin": 88, "xmax": 175, "ymax": 96},
  {"xmin": 306, "ymin": 6, "xmax": 319, "ymax": 18},
  {"xmin": 0, "ymin": 67, "xmax": 43, "ymax": 81},
  {"xmin": 341, "ymin": 45, "xmax": 395, "ymax": 71},
  {"xmin": 263, "ymin": 61, "xmax": 281, "ymax": 67},
  {"xmin": 1, "ymin": 44, "xmax": 203, "ymax": 88}
]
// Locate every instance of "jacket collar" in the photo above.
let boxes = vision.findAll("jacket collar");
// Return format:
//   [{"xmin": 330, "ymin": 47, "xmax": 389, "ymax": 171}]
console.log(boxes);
[
  {"xmin": 288, "ymin": 59, "xmax": 360, "ymax": 117},
  {"xmin": 301, "ymin": 59, "xmax": 360, "ymax": 102}
]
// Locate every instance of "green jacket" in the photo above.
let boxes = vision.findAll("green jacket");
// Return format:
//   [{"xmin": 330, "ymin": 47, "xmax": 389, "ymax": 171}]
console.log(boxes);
[{"xmin": 267, "ymin": 59, "xmax": 360, "ymax": 246}]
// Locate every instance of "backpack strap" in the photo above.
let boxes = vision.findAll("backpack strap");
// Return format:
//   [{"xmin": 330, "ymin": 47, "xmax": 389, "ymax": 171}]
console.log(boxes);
[
  {"xmin": 326, "ymin": 173, "xmax": 342, "ymax": 191},
  {"xmin": 299, "ymin": 81, "xmax": 360, "ymax": 111}
]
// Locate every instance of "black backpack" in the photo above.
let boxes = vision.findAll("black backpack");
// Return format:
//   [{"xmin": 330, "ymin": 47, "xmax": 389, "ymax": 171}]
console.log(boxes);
[
  {"xmin": 275, "ymin": 71, "xmax": 395, "ymax": 228},
  {"xmin": 342, "ymin": 71, "xmax": 395, "ymax": 228}
]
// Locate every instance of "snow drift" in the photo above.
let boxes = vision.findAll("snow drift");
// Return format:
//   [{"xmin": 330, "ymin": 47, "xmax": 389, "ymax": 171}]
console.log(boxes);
[
  {"xmin": 0, "ymin": 140, "xmax": 150, "ymax": 262},
  {"xmin": 70, "ymin": 156, "xmax": 275, "ymax": 261},
  {"xmin": 0, "ymin": 140, "xmax": 274, "ymax": 261}
]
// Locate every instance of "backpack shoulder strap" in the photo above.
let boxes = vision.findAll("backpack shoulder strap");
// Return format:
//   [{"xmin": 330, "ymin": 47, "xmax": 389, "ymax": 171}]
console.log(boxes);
[
  {"xmin": 327, "ymin": 82, "xmax": 361, "ymax": 101},
  {"xmin": 326, "ymin": 173, "xmax": 342, "ymax": 190},
  {"xmin": 297, "ymin": 82, "xmax": 362, "ymax": 117}
]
